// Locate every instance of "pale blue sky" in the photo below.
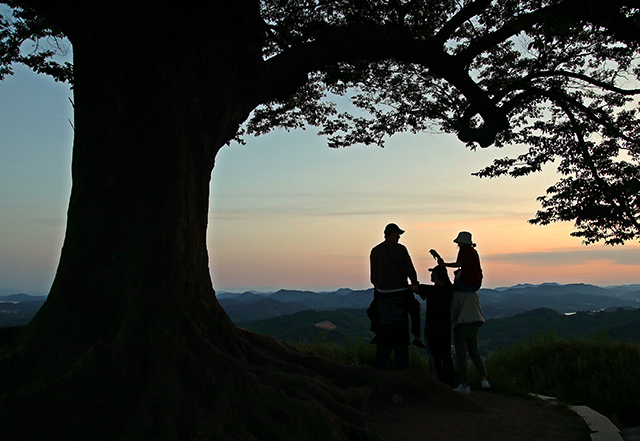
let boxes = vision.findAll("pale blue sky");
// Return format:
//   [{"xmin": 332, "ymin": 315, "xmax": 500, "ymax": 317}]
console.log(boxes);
[
  {"xmin": 2, "ymin": 65, "xmax": 640, "ymax": 295},
  {"xmin": 0, "ymin": 65, "xmax": 72, "ymax": 294}
]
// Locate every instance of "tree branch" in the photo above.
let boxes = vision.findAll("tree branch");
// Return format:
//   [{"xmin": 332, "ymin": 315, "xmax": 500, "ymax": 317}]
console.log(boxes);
[
  {"xmin": 556, "ymin": 96, "xmax": 640, "ymax": 233},
  {"xmin": 261, "ymin": 23, "xmax": 509, "ymax": 146},
  {"xmin": 526, "ymin": 70, "xmax": 640, "ymax": 95},
  {"xmin": 431, "ymin": 0, "xmax": 493, "ymax": 47}
]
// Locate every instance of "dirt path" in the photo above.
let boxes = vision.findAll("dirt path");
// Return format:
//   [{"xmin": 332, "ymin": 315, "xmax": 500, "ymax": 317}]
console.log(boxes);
[{"xmin": 368, "ymin": 390, "xmax": 591, "ymax": 441}]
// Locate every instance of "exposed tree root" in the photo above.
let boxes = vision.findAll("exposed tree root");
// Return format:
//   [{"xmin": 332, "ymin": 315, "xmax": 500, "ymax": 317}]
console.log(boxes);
[{"xmin": 0, "ymin": 317, "xmax": 486, "ymax": 440}]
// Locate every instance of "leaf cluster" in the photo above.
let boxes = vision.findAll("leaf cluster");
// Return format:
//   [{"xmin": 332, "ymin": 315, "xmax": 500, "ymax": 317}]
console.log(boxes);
[
  {"xmin": 472, "ymin": 11, "xmax": 640, "ymax": 244},
  {"xmin": 0, "ymin": 1, "xmax": 72, "ymax": 83}
]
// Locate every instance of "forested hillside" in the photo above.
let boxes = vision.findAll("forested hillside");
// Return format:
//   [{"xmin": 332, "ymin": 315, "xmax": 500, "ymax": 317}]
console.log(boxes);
[
  {"xmin": 479, "ymin": 307, "xmax": 640, "ymax": 353},
  {"xmin": 239, "ymin": 306, "xmax": 640, "ymax": 355},
  {"xmin": 239, "ymin": 309, "xmax": 372, "ymax": 343}
]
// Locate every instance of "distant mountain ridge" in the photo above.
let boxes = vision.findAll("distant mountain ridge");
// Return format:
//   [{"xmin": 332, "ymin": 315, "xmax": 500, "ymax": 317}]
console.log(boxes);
[
  {"xmin": 2, "ymin": 283, "xmax": 640, "ymax": 328},
  {"xmin": 217, "ymin": 288, "xmax": 375, "ymax": 323},
  {"xmin": 217, "ymin": 283, "xmax": 640, "ymax": 323},
  {"xmin": 478, "ymin": 283, "xmax": 640, "ymax": 318},
  {"xmin": 0, "ymin": 293, "xmax": 47, "ymax": 327}
]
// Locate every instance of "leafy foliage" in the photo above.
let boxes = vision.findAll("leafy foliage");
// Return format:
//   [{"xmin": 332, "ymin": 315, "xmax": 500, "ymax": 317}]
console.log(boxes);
[
  {"xmin": 3, "ymin": 0, "xmax": 640, "ymax": 243},
  {"xmin": 0, "ymin": 1, "xmax": 72, "ymax": 82}
]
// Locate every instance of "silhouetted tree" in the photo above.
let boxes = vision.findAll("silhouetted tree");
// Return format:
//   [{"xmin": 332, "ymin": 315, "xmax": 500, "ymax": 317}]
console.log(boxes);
[{"xmin": 1, "ymin": 0, "xmax": 639, "ymax": 439}]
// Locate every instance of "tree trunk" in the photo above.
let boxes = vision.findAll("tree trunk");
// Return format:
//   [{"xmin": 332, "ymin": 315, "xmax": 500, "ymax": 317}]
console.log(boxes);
[{"xmin": 0, "ymin": 3, "xmax": 484, "ymax": 439}]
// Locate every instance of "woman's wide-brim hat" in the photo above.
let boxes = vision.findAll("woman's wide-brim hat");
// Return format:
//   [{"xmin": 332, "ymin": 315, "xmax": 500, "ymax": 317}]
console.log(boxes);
[{"xmin": 453, "ymin": 231, "xmax": 475, "ymax": 246}]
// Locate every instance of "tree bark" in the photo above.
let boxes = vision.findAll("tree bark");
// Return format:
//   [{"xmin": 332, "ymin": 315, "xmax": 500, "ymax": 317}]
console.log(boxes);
[{"xmin": 0, "ymin": 2, "xmax": 485, "ymax": 439}]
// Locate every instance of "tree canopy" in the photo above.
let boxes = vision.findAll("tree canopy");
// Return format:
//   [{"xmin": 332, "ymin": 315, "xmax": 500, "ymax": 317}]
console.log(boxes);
[
  {"xmin": 2, "ymin": 0, "xmax": 640, "ymax": 244},
  {"xmin": 255, "ymin": 0, "xmax": 640, "ymax": 245}
]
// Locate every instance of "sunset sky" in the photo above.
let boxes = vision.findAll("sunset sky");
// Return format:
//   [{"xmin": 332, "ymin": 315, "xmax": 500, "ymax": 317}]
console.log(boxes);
[{"xmin": 2, "ymin": 65, "xmax": 640, "ymax": 295}]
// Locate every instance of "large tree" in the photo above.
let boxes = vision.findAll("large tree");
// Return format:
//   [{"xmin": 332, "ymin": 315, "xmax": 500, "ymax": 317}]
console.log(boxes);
[{"xmin": 1, "ymin": 0, "xmax": 639, "ymax": 439}]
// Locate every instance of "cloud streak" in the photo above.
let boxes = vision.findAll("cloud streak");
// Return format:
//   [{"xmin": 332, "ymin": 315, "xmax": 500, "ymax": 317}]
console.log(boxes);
[{"xmin": 485, "ymin": 246, "xmax": 640, "ymax": 266}]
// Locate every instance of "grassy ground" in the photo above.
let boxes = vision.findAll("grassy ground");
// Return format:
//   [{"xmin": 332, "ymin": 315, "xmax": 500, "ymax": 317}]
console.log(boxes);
[
  {"xmin": 297, "ymin": 333, "xmax": 430, "ymax": 369},
  {"xmin": 297, "ymin": 331, "xmax": 640, "ymax": 427}
]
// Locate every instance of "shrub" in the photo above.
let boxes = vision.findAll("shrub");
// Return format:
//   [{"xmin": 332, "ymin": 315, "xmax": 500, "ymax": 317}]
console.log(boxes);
[{"xmin": 480, "ymin": 331, "xmax": 640, "ymax": 426}]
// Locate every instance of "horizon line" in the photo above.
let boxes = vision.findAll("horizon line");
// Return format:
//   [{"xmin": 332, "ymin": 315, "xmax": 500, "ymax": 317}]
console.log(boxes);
[{"xmin": 214, "ymin": 281, "xmax": 640, "ymax": 294}]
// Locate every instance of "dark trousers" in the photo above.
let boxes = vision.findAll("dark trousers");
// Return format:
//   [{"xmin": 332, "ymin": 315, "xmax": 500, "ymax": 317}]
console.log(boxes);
[
  {"xmin": 426, "ymin": 331, "xmax": 455, "ymax": 387},
  {"xmin": 376, "ymin": 345, "xmax": 409, "ymax": 370},
  {"xmin": 453, "ymin": 322, "xmax": 487, "ymax": 384}
]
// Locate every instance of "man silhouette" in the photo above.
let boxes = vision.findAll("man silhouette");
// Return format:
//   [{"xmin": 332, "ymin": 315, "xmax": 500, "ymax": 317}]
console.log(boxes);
[{"xmin": 368, "ymin": 223, "xmax": 422, "ymax": 369}]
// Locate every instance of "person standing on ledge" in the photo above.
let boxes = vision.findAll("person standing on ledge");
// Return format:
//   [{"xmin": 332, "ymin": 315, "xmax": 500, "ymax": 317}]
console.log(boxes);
[
  {"xmin": 436, "ymin": 231, "xmax": 490, "ymax": 394},
  {"xmin": 368, "ymin": 223, "xmax": 423, "ymax": 369}
]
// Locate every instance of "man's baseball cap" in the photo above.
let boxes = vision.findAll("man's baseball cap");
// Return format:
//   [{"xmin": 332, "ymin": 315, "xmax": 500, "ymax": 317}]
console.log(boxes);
[{"xmin": 384, "ymin": 223, "xmax": 405, "ymax": 234}]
